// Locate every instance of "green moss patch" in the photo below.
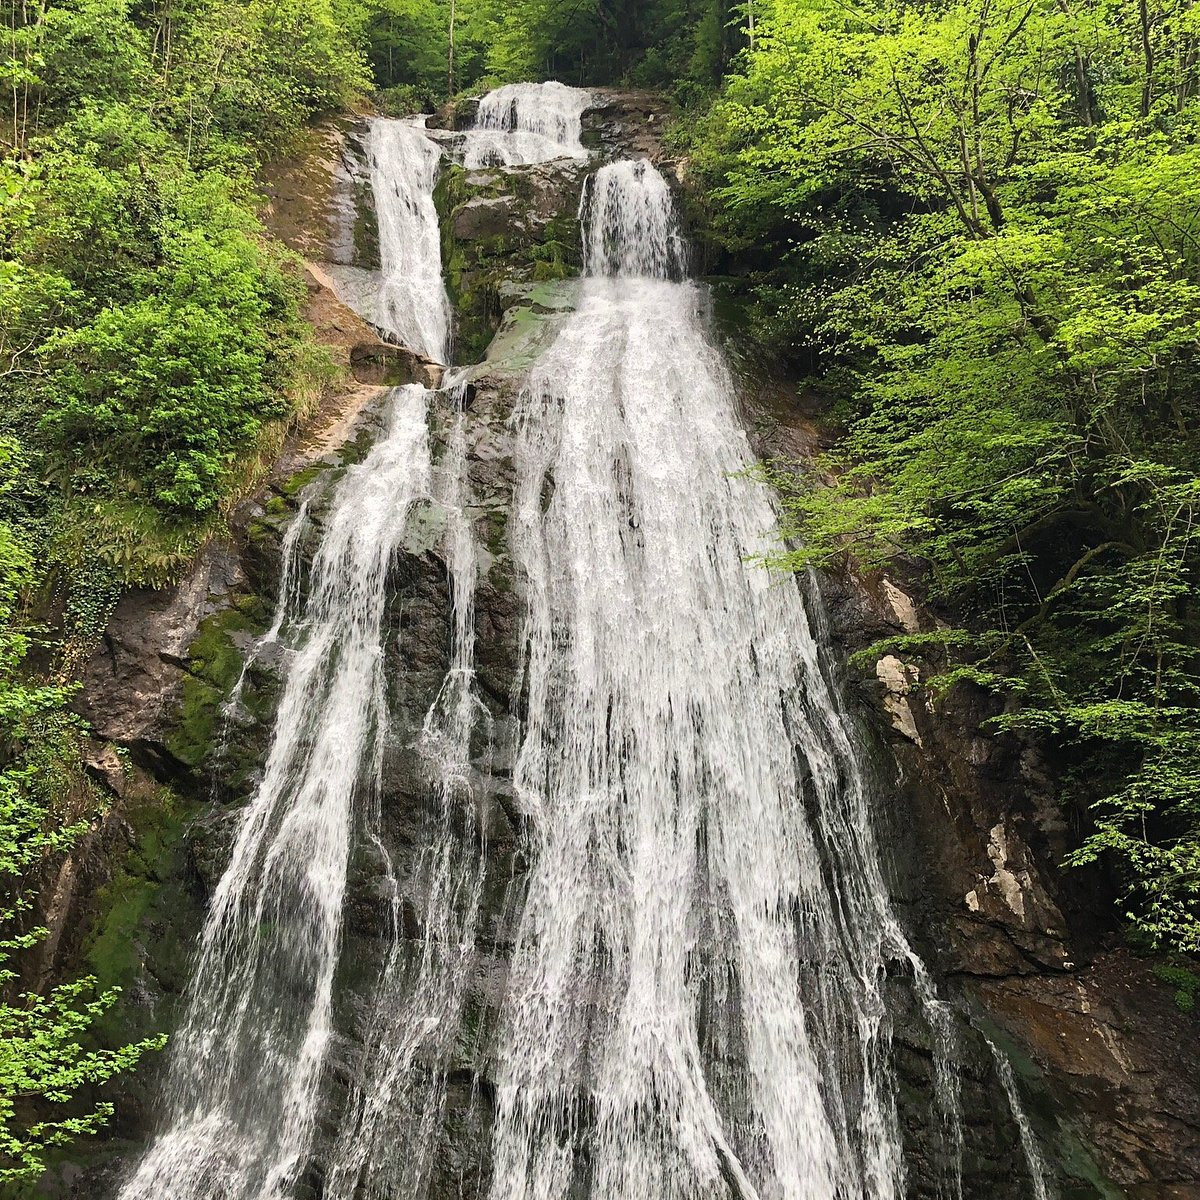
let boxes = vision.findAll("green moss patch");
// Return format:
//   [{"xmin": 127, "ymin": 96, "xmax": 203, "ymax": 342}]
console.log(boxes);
[
  {"xmin": 165, "ymin": 609, "xmax": 256, "ymax": 770},
  {"xmin": 436, "ymin": 162, "xmax": 586, "ymax": 366}
]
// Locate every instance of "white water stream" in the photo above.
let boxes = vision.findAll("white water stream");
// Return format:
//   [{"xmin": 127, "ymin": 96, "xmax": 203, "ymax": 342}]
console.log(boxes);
[
  {"xmin": 324, "ymin": 376, "xmax": 491, "ymax": 1200},
  {"xmin": 464, "ymin": 80, "xmax": 591, "ymax": 168},
  {"xmin": 119, "ymin": 387, "xmax": 434, "ymax": 1200},
  {"xmin": 486, "ymin": 158, "xmax": 960, "ymax": 1200},
  {"xmin": 987, "ymin": 1038, "xmax": 1057, "ymax": 1200},
  {"xmin": 372, "ymin": 117, "xmax": 452, "ymax": 363},
  {"xmin": 119, "ymin": 117, "xmax": 453, "ymax": 1200}
]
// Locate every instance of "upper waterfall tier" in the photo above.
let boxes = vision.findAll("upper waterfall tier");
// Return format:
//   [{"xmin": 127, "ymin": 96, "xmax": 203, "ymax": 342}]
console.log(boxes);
[
  {"xmin": 581, "ymin": 159, "xmax": 688, "ymax": 280},
  {"xmin": 371, "ymin": 118, "xmax": 452, "ymax": 363},
  {"xmin": 463, "ymin": 81, "xmax": 591, "ymax": 168}
]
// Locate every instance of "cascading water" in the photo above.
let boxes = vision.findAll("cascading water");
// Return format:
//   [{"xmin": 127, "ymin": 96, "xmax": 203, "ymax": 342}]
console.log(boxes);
[
  {"xmin": 371, "ymin": 117, "xmax": 453, "ymax": 362},
  {"xmin": 118, "ymin": 387, "xmax": 434, "ymax": 1200},
  {"xmin": 318, "ymin": 92, "xmax": 595, "ymax": 1200},
  {"xmin": 583, "ymin": 159, "xmax": 689, "ymax": 278},
  {"xmin": 209, "ymin": 500, "xmax": 310, "ymax": 791},
  {"xmin": 986, "ymin": 1038, "xmax": 1056, "ymax": 1200},
  {"xmin": 324, "ymin": 376, "xmax": 491, "ymax": 1200},
  {"xmin": 118, "ymin": 119, "xmax": 452, "ymax": 1200},
  {"xmin": 487, "ymin": 158, "xmax": 964, "ymax": 1200},
  {"xmin": 463, "ymin": 80, "xmax": 591, "ymax": 168}
]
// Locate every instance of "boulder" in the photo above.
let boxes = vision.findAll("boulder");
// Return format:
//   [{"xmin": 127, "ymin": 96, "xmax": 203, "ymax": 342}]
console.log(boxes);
[
  {"xmin": 349, "ymin": 342, "xmax": 444, "ymax": 388},
  {"xmin": 428, "ymin": 95, "xmax": 481, "ymax": 131},
  {"xmin": 453, "ymin": 195, "xmax": 520, "ymax": 241},
  {"xmin": 74, "ymin": 544, "xmax": 243, "ymax": 768}
]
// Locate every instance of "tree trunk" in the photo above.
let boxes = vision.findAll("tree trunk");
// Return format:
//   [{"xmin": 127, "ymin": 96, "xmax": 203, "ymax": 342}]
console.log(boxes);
[{"xmin": 1139, "ymin": 0, "xmax": 1155, "ymax": 118}]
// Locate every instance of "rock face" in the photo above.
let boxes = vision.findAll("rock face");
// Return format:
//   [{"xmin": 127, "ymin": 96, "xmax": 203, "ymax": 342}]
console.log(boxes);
[
  {"xmin": 348, "ymin": 341, "xmax": 444, "ymax": 387},
  {"xmin": 75, "ymin": 544, "xmax": 245, "ymax": 770},
  {"xmin": 975, "ymin": 958, "xmax": 1200, "ymax": 1199},
  {"xmin": 24, "ymin": 91, "xmax": 1199, "ymax": 1200},
  {"xmin": 435, "ymin": 157, "xmax": 587, "ymax": 361},
  {"xmin": 262, "ymin": 118, "xmax": 381, "ymax": 269},
  {"xmin": 778, "ymin": 457, "xmax": 1200, "ymax": 1197},
  {"xmin": 583, "ymin": 88, "xmax": 676, "ymax": 161}
]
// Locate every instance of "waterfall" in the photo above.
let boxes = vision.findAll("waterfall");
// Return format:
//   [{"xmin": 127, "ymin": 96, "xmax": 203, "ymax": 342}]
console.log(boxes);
[
  {"xmin": 119, "ymin": 121, "xmax": 453, "ymax": 1200},
  {"xmin": 463, "ymin": 81, "xmax": 591, "ymax": 168},
  {"xmin": 987, "ymin": 1038, "xmax": 1057, "ymax": 1200},
  {"xmin": 486, "ymin": 159, "xmax": 960, "ymax": 1200},
  {"xmin": 323, "ymin": 376, "xmax": 491, "ymax": 1200},
  {"xmin": 371, "ymin": 118, "xmax": 452, "ymax": 363},
  {"xmin": 117, "ymin": 96, "xmax": 1001, "ymax": 1200},
  {"xmin": 582, "ymin": 159, "xmax": 688, "ymax": 279},
  {"xmin": 118, "ymin": 387, "xmax": 434, "ymax": 1200}
]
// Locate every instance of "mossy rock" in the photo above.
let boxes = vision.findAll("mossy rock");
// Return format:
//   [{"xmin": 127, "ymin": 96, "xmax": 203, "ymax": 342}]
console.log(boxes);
[
  {"xmin": 280, "ymin": 461, "xmax": 332, "ymax": 499},
  {"xmin": 435, "ymin": 161, "xmax": 586, "ymax": 367},
  {"xmin": 471, "ymin": 284, "xmax": 579, "ymax": 379},
  {"xmin": 79, "ymin": 781, "xmax": 206, "ymax": 1046},
  {"xmin": 479, "ymin": 506, "xmax": 509, "ymax": 560},
  {"xmin": 164, "ymin": 608, "xmax": 257, "ymax": 772}
]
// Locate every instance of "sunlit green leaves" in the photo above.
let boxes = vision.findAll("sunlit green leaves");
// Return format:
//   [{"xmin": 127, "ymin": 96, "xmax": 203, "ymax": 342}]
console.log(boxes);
[{"xmin": 691, "ymin": 0, "xmax": 1200, "ymax": 949}]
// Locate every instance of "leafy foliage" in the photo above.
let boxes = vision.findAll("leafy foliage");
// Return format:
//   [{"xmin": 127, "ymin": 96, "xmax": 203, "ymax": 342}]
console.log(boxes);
[
  {"xmin": 690, "ymin": 0, "xmax": 1200, "ymax": 950},
  {"xmin": 0, "ymin": 445, "xmax": 165, "ymax": 1181},
  {"xmin": 0, "ymin": 973, "xmax": 163, "ymax": 1184},
  {"xmin": 1154, "ymin": 962, "xmax": 1200, "ymax": 1012},
  {"xmin": 479, "ymin": 0, "xmax": 743, "ymax": 89},
  {"xmin": 362, "ymin": 0, "xmax": 751, "ymax": 100},
  {"xmin": 0, "ymin": 0, "xmax": 368, "ymax": 1176}
]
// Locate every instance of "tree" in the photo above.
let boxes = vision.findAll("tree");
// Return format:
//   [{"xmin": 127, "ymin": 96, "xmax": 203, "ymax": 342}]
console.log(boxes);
[{"xmin": 691, "ymin": 0, "xmax": 1200, "ymax": 949}]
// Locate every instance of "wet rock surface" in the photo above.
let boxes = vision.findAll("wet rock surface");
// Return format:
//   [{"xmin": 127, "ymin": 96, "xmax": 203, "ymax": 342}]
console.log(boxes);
[
  {"xmin": 435, "ymin": 158, "xmax": 587, "ymax": 361},
  {"xmin": 583, "ymin": 88, "xmax": 676, "ymax": 161},
  {"xmin": 75, "ymin": 545, "xmax": 244, "ymax": 771},
  {"xmin": 349, "ymin": 341, "xmax": 444, "ymax": 387},
  {"xmin": 747, "ymin": 396, "xmax": 1200, "ymax": 1196},
  {"xmin": 974, "ymin": 956, "xmax": 1200, "ymax": 1199}
]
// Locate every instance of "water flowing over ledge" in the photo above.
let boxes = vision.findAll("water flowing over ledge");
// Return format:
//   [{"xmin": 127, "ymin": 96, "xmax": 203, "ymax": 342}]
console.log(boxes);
[
  {"xmin": 117, "ymin": 109, "xmax": 458, "ymax": 1200},
  {"xmin": 371, "ymin": 118, "xmax": 453, "ymax": 364},
  {"xmin": 117, "ymin": 385, "xmax": 436, "ymax": 1200},
  {"xmin": 110, "ymin": 82, "xmax": 1068, "ymax": 1200},
  {"xmin": 324, "ymin": 376, "xmax": 490, "ymax": 1200},
  {"xmin": 464, "ymin": 80, "xmax": 592, "ymax": 168}
]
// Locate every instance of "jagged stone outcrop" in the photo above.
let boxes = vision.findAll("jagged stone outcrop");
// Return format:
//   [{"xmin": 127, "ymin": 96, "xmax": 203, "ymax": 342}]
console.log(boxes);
[
  {"xmin": 427, "ymin": 95, "xmax": 481, "ymax": 132},
  {"xmin": 75, "ymin": 545, "xmax": 245, "ymax": 772},
  {"xmin": 583, "ymin": 88, "xmax": 675, "ymax": 161},
  {"xmin": 349, "ymin": 342, "xmax": 444, "ymax": 387},
  {"xmin": 262, "ymin": 118, "xmax": 380, "ymax": 269}
]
